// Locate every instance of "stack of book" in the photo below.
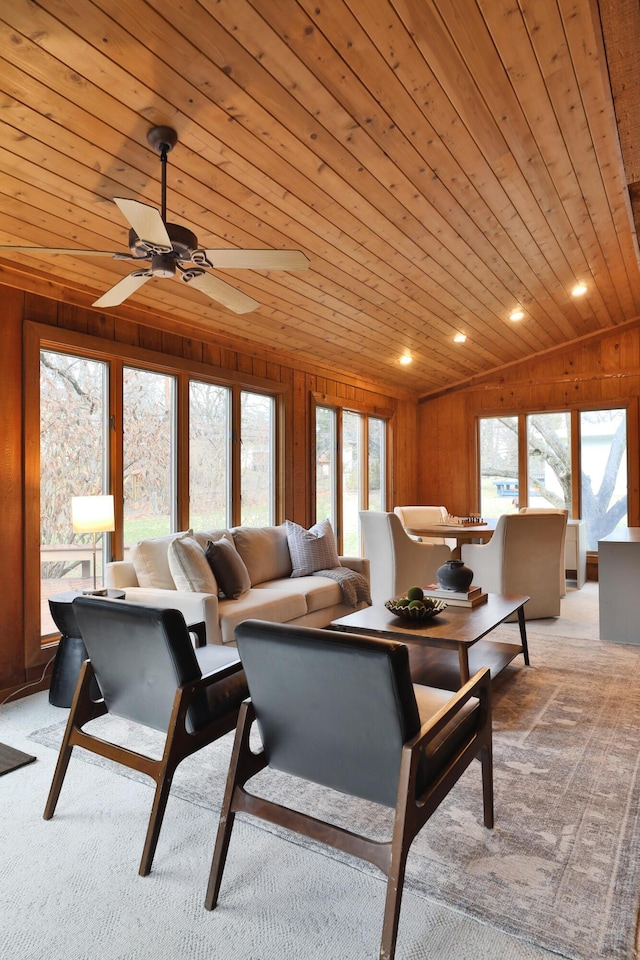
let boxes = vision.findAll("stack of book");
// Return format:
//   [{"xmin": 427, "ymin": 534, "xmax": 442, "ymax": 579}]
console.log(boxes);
[{"xmin": 423, "ymin": 584, "xmax": 488, "ymax": 607}]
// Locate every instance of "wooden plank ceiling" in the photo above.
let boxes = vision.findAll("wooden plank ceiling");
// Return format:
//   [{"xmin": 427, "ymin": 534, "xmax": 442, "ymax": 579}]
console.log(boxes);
[{"xmin": 1, "ymin": 0, "xmax": 639, "ymax": 397}]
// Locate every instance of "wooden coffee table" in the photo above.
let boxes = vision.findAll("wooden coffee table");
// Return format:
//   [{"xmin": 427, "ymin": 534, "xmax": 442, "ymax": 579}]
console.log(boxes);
[{"xmin": 330, "ymin": 594, "xmax": 529, "ymax": 689}]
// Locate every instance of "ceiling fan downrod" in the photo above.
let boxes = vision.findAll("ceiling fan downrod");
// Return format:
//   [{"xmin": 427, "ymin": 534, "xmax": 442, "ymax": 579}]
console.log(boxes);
[{"xmin": 147, "ymin": 126, "xmax": 178, "ymax": 224}]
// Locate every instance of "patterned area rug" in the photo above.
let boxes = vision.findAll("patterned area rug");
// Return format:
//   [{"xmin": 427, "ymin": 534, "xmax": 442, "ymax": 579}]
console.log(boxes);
[{"xmin": 30, "ymin": 630, "xmax": 640, "ymax": 960}]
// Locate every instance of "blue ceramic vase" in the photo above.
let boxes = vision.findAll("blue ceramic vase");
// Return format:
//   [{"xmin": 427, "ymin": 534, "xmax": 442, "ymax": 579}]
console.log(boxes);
[{"xmin": 436, "ymin": 559, "xmax": 473, "ymax": 592}]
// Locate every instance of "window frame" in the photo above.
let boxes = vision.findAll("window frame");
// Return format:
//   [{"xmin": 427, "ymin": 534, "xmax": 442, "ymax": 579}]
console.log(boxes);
[
  {"xmin": 25, "ymin": 322, "xmax": 286, "ymax": 661},
  {"xmin": 311, "ymin": 391, "xmax": 392, "ymax": 553},
  {"xmin": 473, "ymin": 398, "xmax": 639, "ymax": 549}
]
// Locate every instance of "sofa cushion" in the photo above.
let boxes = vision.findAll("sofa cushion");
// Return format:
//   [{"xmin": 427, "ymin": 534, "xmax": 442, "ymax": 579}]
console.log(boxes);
[
  {"xmin": 254, "ymin": 576, "xmax": 343, "ymax": 613},
  {"xmin": 232, "ymin": 524, "xmax": 292, "ymax": 586},
  {"xmin": 205, "ymin": 538, "xmax": 251, "ymax": 599},
  {"xmin": 285, "ymin": 519, "xmax": 341, "ymax": 577},
  {"xmin": 168, "ymin": 535, "xmax": 219, "ymax": 594},
  {"xmin": 218, "ymin": 590, "xmax": 307, "ymax": 644},
  {"xmin": 130, "ymin": 530, "xmax": 193, "ymax": 589}
]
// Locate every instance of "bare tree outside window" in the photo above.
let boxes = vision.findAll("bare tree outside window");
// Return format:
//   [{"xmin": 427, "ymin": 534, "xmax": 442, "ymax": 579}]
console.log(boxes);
[
  {"xmin": 122, "ymin": 367, "xmax": 175, "ymax": 544},
  {"xmin": 40, "ymin": 350, "xmax": 107, "ymax": 633},
  {"xmin": 580, "ymin": 410, "xmax": 627, "ymax": 549},
  {"xmin": 240, "ymin": 390, "xmax": 275, "ymax": 526},
  {"xmin": 190, "ymin": 381, "xmax": 230, "ymax": 528}
]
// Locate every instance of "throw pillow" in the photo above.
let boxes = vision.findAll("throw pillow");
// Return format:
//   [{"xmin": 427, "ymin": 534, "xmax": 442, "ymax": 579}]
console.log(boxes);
[
  {"xmin": 167, "ymin": 535, "xmax": 219, "ymax": 594},
  {"xmin": 130, "ymin": 529, "xmax": 193, "ymax": 589},
  {"xmin": 285, "ymin": 518, "xmax": 341, "ymax": 577},
  {"xmin": 231, "ymin": 524, "xmax": 292, "ymax": 585},
  {"xmin": 205, "ymin": 538, "xmax": 251, "ymax": 599}
]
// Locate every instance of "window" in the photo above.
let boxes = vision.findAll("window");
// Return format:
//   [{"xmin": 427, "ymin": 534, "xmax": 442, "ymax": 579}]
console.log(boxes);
[
  {"xmin": 189, "ymin": 381, "xmax": 231, "ymax": 528},
  {"xmin": 315, "ymin": 403, "xmax": 387, "ymax": 554},
  {"xmin": 580, "ymin": 409, "xmax": 627, "ymax": 549},
  {"xmin": 240, "ymin": 390, "xmax": 275, "ymax": 526},
  {"xmin": 123, "ymin": 367, "xmax": 176, "ymax": 546},
  {"xmin": 315, "ymin": 406, "xmax": 335, "ymax": 524},
  {"xmin": 526, "ymin": 412, "xmax": 571, "ymax": 512},
  {"xmin": 39, "ymin": 350, "xmax": 109, "ymax": 635},
  {"xmin": 478, "ymin": 406, "xmax": 629, "ymax": 550},
  {"xmin": 29, "ymin": 329, "xmax": 284, "ymax": 645},
  {"xmin": 479, "ymin": 416, "xmax": 519, "ymax": 518}
]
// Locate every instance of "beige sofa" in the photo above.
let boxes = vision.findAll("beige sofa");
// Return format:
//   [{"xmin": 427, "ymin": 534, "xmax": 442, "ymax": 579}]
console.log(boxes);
[{"xmin": 105, "ymin": 523, "xmax": 370, "ymax": 645}]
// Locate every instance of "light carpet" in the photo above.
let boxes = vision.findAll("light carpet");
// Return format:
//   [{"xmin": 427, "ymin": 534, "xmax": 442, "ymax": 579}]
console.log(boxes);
[{"xmin": 29, "ymin": 628, "xmax": 640, "ymax": 960}]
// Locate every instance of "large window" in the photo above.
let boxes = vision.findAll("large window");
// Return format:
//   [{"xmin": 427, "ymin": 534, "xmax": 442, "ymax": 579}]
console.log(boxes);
[
  {"xmin": 478, "ymin": 407, "xmax": 628, "ymax": 550},
  {"xmin": 32, "ymin": 333, "xmax": 283, "ymax": 644},
  {"xmin": 315, "ymin": 404, "xmax": 387, "ymax": 554},
  {"xmin": 39, "ymin": 350, "xmax": 109, "ymax": 635}
]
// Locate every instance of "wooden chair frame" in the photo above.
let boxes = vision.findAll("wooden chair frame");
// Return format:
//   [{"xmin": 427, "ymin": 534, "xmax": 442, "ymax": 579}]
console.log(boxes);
[
  {"xmin": 44, "ymin": 656, "xmax": 243, "ymax": 876},
  {"xmin": 205, "ymin": 667, "xmax": 493, "ymax": 960}
]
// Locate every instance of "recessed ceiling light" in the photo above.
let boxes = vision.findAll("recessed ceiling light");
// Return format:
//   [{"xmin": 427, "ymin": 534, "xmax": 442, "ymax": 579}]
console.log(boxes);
[
  {"xmin": 453, "ymin": 333, "xmax": 466, "ymax": 343},
  {"xmin": 572, "ymin": 283, "xmax": 588, "ymax": 297},
  {"xmin": 399, "ymin": 353, "xmax": 412, "ymax": 366},
  {"xmin": 509, "ymin": 308, "xmax": 525, "ymax": 321}
]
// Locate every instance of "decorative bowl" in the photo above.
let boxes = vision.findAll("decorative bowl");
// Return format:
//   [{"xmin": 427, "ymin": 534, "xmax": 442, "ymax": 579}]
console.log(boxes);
[{"xmin": 385, "ymin": 597, "xmax": 447, "ymax": 621}]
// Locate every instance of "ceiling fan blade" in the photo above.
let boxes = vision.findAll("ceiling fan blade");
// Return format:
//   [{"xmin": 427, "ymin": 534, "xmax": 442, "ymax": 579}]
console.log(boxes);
[
  {"xmin": 93, "ymin": 270, "xmax": 152, "ymax": 308},
  {"xmin": 113, "ymin": 198, "xmax": 172, "ymax": 250},
  {"xmin": 181, "ymin": 270, "xmax": 260, "ymax": 313},
  {"xmin": 0, "ymin": 245, "xmax": 125, "ymax": 257},
  {"xmin": 196, "ymin": 249, "xmax": 309, "ymax": 271}
]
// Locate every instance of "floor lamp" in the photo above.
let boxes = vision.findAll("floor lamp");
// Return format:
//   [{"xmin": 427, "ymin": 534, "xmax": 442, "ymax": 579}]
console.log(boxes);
[{"xmin": 71, "ymin": 495, "xmax": 115, "ymax": 594}]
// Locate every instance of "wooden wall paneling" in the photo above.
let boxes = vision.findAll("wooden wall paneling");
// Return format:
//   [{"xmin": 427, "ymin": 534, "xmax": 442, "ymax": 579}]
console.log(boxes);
[
  {"xmin": 626, "ymin": 396, "xmax": 640, "ymax": 526},
  {"xmin": 24, "ymin": 291, "xmax": 58, "ymax": 326},
  {"xmin": 391, "ymin": 398, "xmax": 417, "ymax": 509},
  {"xmin": 619, "ymin": 327, "xmax": 640, "ymax": 370},
  {"xmin": 87, "ymin": 310, "xmax": 116, "ymax": 340},
  {"xmin": 59, "ymin": 301, "xmax": 88, "ymax": 334},
  {"xmin": 181, "ymin": 337, "xmax": 204, "ymax": 365},
  {"xmin": 237, "ymin": 354, "xmax": 254, "ymax": 376},
  {"xmin": 290, "ymin": 369, "xmax": 309, "ymax": 524},
  {"xmin": 161, "ymin": 330, "xmax": 186, "ymax": 360},
  {"xmin": 418, "ymin": 393, "xmax": 469, "ymax": 514},
  {"xmin": 266, "ymin": 361, "xmax": 282, "ymax": 383},
  {"xmin": 138, "ymin": 326, "xmax": 165, "ymax": 355},
  {"xmin": 114, "ymin": 316, "xmax": 140, "ymax": 347},
  {"xmin": 252, "ymin": 358, "xmax": 267, "ymax": 380},
  {"xmin": 0, "ymin": 287, "xmax": 25, "ymax": 689},
  {"xmin": 202, "ymin": 342, "xmax": 222, "ymax": 368},
  {"xmin": 220, "ymin": 348, "xmax": 238, "ymax": 372}
]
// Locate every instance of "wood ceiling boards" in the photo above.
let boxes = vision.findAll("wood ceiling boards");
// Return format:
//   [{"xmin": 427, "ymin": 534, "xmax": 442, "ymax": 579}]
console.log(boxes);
[{"xmin": 1, "ymin": 0, "xmax": 639, "ymax": 396}]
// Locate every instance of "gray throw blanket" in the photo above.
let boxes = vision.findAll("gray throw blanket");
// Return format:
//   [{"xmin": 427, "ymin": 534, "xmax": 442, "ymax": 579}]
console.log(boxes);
[{"xmin": 313, "ymin": 566, "xmax": 371, "ymax": 607}]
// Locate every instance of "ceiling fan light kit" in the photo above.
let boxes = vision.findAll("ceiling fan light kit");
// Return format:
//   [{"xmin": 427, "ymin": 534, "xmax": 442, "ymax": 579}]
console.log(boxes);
[{"xmin": 1, "ymin": 126, "xmax": 309, "ymax": 314}]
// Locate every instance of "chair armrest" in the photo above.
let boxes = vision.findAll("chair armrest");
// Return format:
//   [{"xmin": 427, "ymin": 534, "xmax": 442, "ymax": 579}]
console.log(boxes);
[{"xmin": 409, "ymin": 667, "xmax": 492, "ymax": 751}]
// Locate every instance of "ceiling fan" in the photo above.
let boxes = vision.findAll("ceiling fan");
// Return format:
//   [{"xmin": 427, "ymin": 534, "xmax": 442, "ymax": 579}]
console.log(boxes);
[{"xmin": 0, "ymin": 126, "xmax": 309, "ymax": 314}]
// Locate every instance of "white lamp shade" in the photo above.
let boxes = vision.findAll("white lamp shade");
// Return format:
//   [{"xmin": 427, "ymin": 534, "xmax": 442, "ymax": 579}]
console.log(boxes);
[{"xmin": 71, "ymin": 495, "xmax": 115, "ymax": 534}]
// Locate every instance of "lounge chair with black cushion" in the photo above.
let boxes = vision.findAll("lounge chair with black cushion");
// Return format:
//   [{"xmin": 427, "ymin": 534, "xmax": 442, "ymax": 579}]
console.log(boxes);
[
  {"xmin": 205, "ymin": 619, "xmax": 493, "ymax": 960},
  {"xmin": 43, "ymin": 596, "xmax": 248, "ymax": 876}
]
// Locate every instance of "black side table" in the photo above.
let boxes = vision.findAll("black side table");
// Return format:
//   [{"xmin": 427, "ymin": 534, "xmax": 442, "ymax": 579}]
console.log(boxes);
[{"xmin": 48, "ymin": 590, "xmax": 125, "ymax": 708}]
